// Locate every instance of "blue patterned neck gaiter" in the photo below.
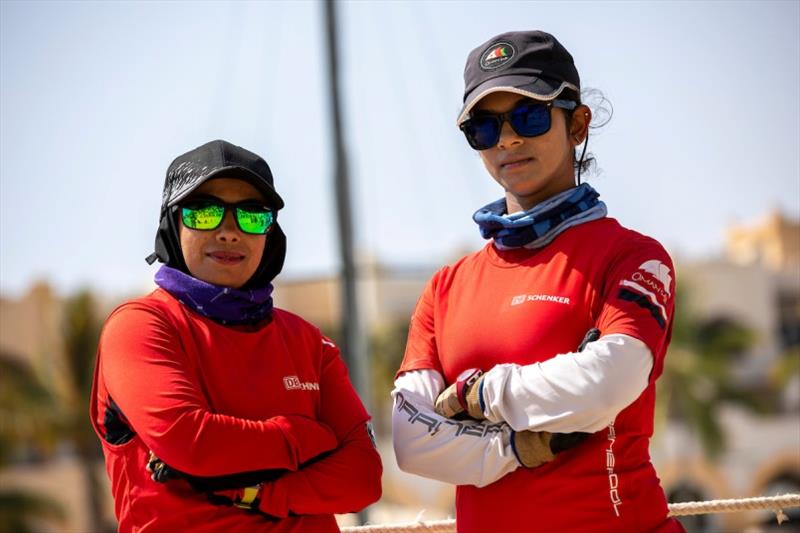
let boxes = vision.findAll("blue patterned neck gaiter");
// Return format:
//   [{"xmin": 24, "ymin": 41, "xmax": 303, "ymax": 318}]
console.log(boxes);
[
  {"xmin": 473, "ymin": 183, "xmax": 608, "ymax": 250},
  {"xmin": 154, "ymin": 265, "xmax": 274, "ymax": 326}
]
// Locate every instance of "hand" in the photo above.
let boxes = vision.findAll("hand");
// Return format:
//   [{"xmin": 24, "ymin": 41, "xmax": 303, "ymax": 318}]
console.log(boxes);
[
  {"xmin": 147, "ymin": 451, "xmax": 182, "ymax": 483},
  {"xmin": 434, "ymin": 368, "xmax": 485, "ymax": 420},
  {"xmin": 208, "ymin": 484, "xmax": 262, "ymax": 509},
  {"xmin": 512, "ymin": 431, "xmax": 592, "ymax": 468},
  {"xmin": 207, "ymin": 484, "xmax": 280, "ymax": 520},
  {"xmin": 147, "ymin": 447, "xmax": 329, "ymax": 492},
  {"xmin": 146, "ymin": 455, "xmax": 276, "ymax": 518},
  {"xmin": 146, "ymin": 453, "xmax": 272, "ymax": 515},
  {"xmin": 512, "ymin": 431, "xmax": 554, "ymax": 468}
]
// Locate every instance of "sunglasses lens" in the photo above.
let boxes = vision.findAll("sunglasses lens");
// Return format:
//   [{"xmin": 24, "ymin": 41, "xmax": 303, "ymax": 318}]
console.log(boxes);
[
  {"xmin": 463, "ymin": 116, "xmax": 501, "ymax": 150},
  {"xmin": 509, "ymin": 103, "xmax": 551, "ymax": 136},
  {"xmin": 182, "ymin": 204, "xmax": 224, "ymax": 230},
  {"xmin": 236, "ymin": 206, "xmax": 274, "ymax": 234}
]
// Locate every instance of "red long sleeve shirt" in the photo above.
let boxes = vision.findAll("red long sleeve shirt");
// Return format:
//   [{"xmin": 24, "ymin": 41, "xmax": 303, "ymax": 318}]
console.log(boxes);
[
  {"xmin": 399, "ymin": 218, "xmax": 682, "ymax": 533},
  {"xmin": 90, "ymin": 288, "xmax": 382, "ymax": 532}
]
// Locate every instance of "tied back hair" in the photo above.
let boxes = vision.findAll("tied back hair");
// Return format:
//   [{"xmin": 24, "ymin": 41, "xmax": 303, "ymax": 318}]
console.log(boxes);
[{"xmin": 561, "ymin": 88, "xmax": 613, "ymax": 180}]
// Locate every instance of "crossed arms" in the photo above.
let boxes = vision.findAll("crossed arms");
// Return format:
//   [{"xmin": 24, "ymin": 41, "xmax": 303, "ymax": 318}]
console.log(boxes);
[
  {"xmin": 99, "ymin": 304, "xmax": 382, "ymax": 518},
  {"xmin": 391, "ymin": 333, "xmax": 653, "ymax": 487}
]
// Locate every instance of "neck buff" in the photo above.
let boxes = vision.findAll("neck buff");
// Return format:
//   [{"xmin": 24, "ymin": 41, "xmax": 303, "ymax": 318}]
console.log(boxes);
[
  {"xmin": 473, "ymin": 183, "xmax": 607, "ymax": 250},
  {"xmin": 154, "ymin": 265, "xmax": 274, "ymax": 326}
]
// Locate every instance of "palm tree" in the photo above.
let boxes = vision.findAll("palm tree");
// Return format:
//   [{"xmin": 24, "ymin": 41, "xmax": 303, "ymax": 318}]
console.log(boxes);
[
  {"xmin": 368, "ymin": 320, "xmax": 410, "ymax": 432},
  {"xmin": 657, "ymin": 286, "xmax": 764, "ymax": 458},
  {"xmin": 768, "ymin": 346, "xmax": 800, "ymax": 403},
  {"xmin": 655, "ymin": 287, "xmax": 770, "ymax": 532},
  {"xmin": 0, "ymin": 352, "xmax": 66, "ymax": 532},
  {"xmin": 60, "ymin": 290, "xmax": 110, "ymax": 532},
  {"xmin": 0, "ymin": 491, "xmax": 67, "ymax": 533}
]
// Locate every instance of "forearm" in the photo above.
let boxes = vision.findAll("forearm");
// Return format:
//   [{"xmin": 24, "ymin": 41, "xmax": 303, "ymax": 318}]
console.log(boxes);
[
  {"xmin": 257, "ymin": 423, "xmax": 383, "ymax": 517},
  {"xmin": 140, "ymin": 409, "xmax": 336, "ymax": 477},
  {"xmin": 253, "ymin": 340, "xmax": 382, "ymax": 516},
  {"xmin": 480, "ymin": 334, "xmax": 653, "ymax": 432},
  {"xmin": 392, "ymin": 370, "xmax": 519, "ymax": 487}
]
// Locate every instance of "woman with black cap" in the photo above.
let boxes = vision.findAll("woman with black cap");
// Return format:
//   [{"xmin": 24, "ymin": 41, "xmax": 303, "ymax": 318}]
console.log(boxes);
[
  {"xmin": 392, "ymin": 32, "xmax": 684, "ymax": 532},
  {"xmin": 90, "ymin": 140, "xmax": 382, "ymax": 532}
]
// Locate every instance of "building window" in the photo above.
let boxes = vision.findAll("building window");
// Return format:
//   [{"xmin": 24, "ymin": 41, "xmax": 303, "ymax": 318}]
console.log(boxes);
[{"xmin": 777, "ymin": 292, "xmax": 800, "ymax": 350}]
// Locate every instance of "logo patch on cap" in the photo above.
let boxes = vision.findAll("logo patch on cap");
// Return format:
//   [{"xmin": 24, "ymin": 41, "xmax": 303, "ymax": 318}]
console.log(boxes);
[{"xmin": 480, "ymin": 42, "xmax": 515, "ymax": 71}]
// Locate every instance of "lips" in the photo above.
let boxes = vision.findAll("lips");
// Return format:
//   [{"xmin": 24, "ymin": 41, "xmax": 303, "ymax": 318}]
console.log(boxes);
[
  {"xmin": 501, "ymin": 156, "xmax": 534, "ymax": 170},
  {"xmin": 207, "ymin": 251, "xmax": 245, "ymax": 265}
]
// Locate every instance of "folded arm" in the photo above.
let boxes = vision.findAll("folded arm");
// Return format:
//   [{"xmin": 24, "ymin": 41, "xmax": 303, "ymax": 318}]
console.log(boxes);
[
  {"xmin": 257, "ymin": 420, "xmax": 381, "ymax": 517},
  {"xmin": 479, "ymin": 334, "xmax": 653, "ymax": 433},
  {"xmin": 99, "ymin": 304, "xmax": 337, "ymax": 477},
  {"xmin": 391, "ymin": 369, "xmax": 519, "ymax": 488},
  {"xmin": 238, "ymin": 341, "xmax": 383, "ymax": 516}
]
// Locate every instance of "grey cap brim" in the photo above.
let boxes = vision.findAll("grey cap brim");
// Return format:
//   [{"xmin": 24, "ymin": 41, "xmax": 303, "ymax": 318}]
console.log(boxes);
[
  {"xmin": 457, "ymin": 76, "xmax": 579, "ymax": 125},
  {"xmin": 167, "ymin": 166, "xmax": 285, "ymax": 210}
]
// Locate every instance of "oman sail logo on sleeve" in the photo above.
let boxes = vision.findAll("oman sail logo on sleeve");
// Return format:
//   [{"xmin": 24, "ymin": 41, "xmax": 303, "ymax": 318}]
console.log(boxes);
[
  {"xmin": 480, "ymin": 42, "xmax": 515, "ymax": 70},
  {"xmin": 638, "ymin": 260, "xmax": 672, "ymax": 296},
  {"xmin": 617, "ymin": 260, "xmax": 673, "ymax": 329}
]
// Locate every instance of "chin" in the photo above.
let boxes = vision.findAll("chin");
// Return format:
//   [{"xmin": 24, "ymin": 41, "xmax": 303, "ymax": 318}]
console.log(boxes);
[
  {"xmin": 193, "ymin": 271, "xmax": 246, "ymax": 289},
  {"xmin": 506, "ymin": 184, "xmax": 548, "ymax": 200},
  {"xmin": 500, "ymin": 173, "xmax": 543, "ymax": 190}
]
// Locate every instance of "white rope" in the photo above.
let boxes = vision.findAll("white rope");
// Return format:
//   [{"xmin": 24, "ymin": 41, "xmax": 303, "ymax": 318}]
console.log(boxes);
[
  {"xmin": 341, "ymin": 494, "xmax": 800, "ymax": 532},
  {"xmin": 342, "ymin": 519, "xmax": 455, "ymax": 533},
  {"xmin": 667, "ymin": 494, "xmax": 800, "ymax": 524}
]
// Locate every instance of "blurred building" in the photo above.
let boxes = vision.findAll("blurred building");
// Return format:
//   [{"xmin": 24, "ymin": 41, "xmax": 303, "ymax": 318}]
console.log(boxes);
[
  {"xmin": 272, "ymin": 255, "xmax": 436, "ymax": 332},
  {"xmin": 0, "ymin": 283, "xmax": 117, "ymax": 532},
  {"xmin": 655, "ymin": 211, "xmax": 800, "ymax": 532},
  {"xmin": 680, "ymin": 211, "xmax": 800, "ymax": 384},
  {"xmin": 726, "ymin": 211, "xmax": 800, "ymax": 274},
  {"xmin": 0, "ymin": 281, "xmax": 63, "ymax": 365}
]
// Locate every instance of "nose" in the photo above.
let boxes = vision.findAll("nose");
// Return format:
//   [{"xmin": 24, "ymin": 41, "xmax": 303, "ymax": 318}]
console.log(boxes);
[
  {"xmin": 496, "ymin": 120, "xmax": 523, "ymax": 150},
  {"xmin": 215, "ymin": 209, "xmax": 240, "ymax": 243}
]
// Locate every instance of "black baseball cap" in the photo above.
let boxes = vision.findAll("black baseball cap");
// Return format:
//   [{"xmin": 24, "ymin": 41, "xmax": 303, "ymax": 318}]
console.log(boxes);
[
  {"xmin": 457, "ymin": 30, "xmax": 580, "ymax": 125},
  {"xmin": 161, "ymin": 140, "xmax": 284, "ymax": 211}
]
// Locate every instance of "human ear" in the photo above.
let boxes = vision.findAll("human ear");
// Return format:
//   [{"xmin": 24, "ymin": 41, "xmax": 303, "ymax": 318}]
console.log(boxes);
[{"xmin": 570, "ymin": 104, "xmax": 591, "ymax": 145}]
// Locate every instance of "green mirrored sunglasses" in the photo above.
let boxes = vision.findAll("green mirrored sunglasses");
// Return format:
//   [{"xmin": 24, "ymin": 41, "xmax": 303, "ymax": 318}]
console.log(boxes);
[{"xmin": 180, "ymin": 198, "xmax": 274, "ymax": 235}]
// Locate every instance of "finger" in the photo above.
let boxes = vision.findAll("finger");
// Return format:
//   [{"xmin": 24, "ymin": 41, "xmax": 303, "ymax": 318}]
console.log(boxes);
[
  {"xmin": 153, "ymin": 464, "xmax": 169, "ymax": 483},
  {"xmin": 434, "ymin": 390, "xmax": 464, "ymax": 418},
  {"xmin": 148, "ymin": 460, "xmax": 164, "ymax": 475},
  {"xmin": 146, "ymin": 451, "xmax": 159, "ymax": 472}
]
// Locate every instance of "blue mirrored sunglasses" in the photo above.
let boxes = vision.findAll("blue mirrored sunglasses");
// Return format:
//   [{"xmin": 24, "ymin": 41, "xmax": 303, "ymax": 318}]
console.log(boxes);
[{"xmin": 460, "ymin": 98, "xmax": 578, "ymax": 151}]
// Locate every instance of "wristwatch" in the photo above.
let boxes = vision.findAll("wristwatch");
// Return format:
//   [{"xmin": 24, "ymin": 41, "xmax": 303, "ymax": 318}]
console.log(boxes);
[
  {"xmin": 234, "ymin": 484, "xmax": 262, "ymax": 509},
  {"xmin": 455, "ymin": 368, "xmax": 483, "ymax": 412}
]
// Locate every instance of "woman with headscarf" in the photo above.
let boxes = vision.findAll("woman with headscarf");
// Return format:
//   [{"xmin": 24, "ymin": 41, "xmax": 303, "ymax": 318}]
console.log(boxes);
[{"xmin": 90, "ymin": 140, "xmax": 381, "ymax": 532}]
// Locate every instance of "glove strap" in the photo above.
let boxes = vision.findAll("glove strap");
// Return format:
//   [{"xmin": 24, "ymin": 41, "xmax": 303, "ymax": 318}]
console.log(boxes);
[{"xmin": 234, "ymin": 485, "xmax": 262, "ymax": 509}]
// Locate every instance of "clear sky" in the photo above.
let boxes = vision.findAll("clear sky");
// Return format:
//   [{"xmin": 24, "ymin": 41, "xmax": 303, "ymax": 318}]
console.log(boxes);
[{"xmin": 1, "ymin": 0, "xmax": 798, "ymax": 297}]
